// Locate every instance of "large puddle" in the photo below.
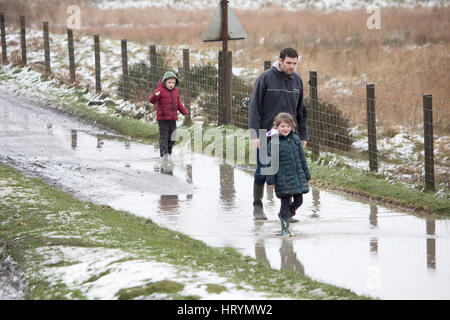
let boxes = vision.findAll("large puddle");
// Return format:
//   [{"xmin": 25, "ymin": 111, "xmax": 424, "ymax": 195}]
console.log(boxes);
[{"xmin": 1, "ymin": 90, "xmax": 449, "ymax": 299}]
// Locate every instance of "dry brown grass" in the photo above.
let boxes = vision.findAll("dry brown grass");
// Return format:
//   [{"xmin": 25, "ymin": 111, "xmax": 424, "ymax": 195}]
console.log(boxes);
[{"xmin": 1, "ymin": 0, "xmax": 449, "ymax": 132}]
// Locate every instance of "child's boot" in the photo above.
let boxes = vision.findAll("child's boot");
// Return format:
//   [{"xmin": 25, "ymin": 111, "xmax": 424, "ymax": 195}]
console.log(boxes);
[{"xmin": 280, "ymin": 217, "xmax": 292, "ymax": 236}]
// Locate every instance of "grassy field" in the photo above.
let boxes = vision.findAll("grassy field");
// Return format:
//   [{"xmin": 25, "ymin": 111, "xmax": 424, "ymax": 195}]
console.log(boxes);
[
  {"xmin": 306, "ymin": 159, "xmax": 450, "ymax": 216},
  {"xmin": 1, "ymin": 0, "xmax": 449, "ymax": 132}
]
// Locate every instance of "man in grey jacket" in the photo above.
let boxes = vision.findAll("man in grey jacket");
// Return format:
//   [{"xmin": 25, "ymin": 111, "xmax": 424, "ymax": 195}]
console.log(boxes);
[{"xmin": 248, "ymin": 47, "xmax": 308, "ymax": 220}]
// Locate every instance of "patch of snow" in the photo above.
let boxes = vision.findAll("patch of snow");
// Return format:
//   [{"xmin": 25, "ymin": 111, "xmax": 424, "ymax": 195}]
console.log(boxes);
[
  {"xmin": 0, "ymin": 186, "xmax": 15, "ymax": 197},
  {"xmin": 0, "ymin": 255, "xmax": 27, "ymax": 300},
  {"xmin": 35, "ymin": 246, "xmax": 286, "ymax": 299}
]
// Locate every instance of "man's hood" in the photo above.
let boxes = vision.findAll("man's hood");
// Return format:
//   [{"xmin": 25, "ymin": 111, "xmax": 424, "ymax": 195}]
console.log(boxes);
[
  {"xmin": 272, "ymin": 60, "xmax": 281, "ymax": 72},
  {"xmin": 272, "ymin": 60, "xmax": 298, "ymax": 77}
]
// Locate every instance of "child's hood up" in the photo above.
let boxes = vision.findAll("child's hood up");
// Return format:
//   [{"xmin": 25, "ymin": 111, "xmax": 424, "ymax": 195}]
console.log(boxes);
[{"xmin": 161, "ymin": 71, "xmax": 179, "ymax": 87}]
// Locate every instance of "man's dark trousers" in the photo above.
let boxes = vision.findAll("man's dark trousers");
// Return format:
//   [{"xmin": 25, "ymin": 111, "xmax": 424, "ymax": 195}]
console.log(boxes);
[{"xmin": 254, "ymin": 135, "xmax": 271, "ymax": 185}]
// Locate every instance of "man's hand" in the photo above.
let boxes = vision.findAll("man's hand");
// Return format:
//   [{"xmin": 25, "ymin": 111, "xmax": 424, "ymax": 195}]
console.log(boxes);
[
  {"xmin": 251, "ymin": 138, "xmax": 260, "ymax": 149},
  {"xmin": 302, "ymin": 140, "xmax": 307, "ymax": 149},
  {"xmin": 267, "ymin": 184, "xmax": 275, "ymax": 189}
]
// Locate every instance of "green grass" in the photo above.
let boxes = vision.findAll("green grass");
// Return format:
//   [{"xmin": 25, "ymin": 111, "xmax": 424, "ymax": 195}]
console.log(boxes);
[
  {"xmin": 116, "ymin": 280, "xmax": 185, "ymax": 300},
  {"xmin": 0, "ymin": 162, "xmax": 368, "ymax": 300},
  {"xmin": 203, "ymin": 283, "xmax": 228, "ymax": 294},
  {"xmin": 85, "ymin": 270, "xmax": 112, "ymax": 284},
  {"xmin": 68, "ymin": 89, "xmax": 160, "ymax": 142},
  {"xmin": 308, "ymin": 160, "xmax": 450, "ymax": 217}
]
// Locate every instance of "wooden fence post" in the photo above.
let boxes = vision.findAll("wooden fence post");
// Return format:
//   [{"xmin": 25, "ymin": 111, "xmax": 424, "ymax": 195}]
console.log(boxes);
[
  {"xmin": 227, "ymin": 51, "xmax": 232, "ymax": 125},
  {"xmin": 121, "ymin": 39, "xmax": 129, "ymax": 100},
  {"xmin": 149, "ymin": 45, "xmax": 157, "ymax": 88},
  {"xmin": 20, "ymin": 16, "xmax": 26, "ymax": 66},
  {"xmin": 183, "ymin": 48, "xmax": 192, "ymax": 126},
  {"xmin": 423, "ymin": 94, "xmax": 435, "ymax": 191},
  {"xmin": 218, "ymin": 51, "xmax": 223, "ymax": 125},
  {"xmin": 1, "ymin": 13, "xmax": 7, "ymax": 64},
  {"xmin": 366, "ymin": 84, "xmax": 378, "ymax": 172},
  {"xmin": 43, "ymin": 22, "xmax": 50, "ymax": 75},
  {"xmin": 94, "ymin": 35, "xmax": 101, "ymax": 94},
  {"xmin": 67, "ymin": 28, "xmax": 76, "ymax": 84},
  {"xmin": 218, "ymin": 50, "xmax": 232, "ymax": 125},
  {"xmin": 264, "ymin": 60, "xmax": 271, "ymax": 71},
  {"xmin": 309, "ymin": 70, "xmax": 319, "ymax": 160}
]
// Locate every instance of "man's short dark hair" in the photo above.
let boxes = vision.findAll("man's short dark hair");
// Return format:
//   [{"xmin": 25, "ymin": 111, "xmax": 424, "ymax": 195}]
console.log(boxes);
[{"xmin": 279, "ymin": 48, "xmax": 298, "ymax": 61}]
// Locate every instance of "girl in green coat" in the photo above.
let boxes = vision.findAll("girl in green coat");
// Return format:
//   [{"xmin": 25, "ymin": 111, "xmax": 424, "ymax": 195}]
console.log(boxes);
[{"xmin": 266, "ymin": 113, "xmax": 311, "ymax": 236}]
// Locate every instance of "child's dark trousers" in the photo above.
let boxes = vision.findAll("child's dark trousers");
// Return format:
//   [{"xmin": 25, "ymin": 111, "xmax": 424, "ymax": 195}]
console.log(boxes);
[
  {"xmin": 279, "ymin": 194, "xmax": 303, "ymax": 219},
  {"xmin": 158, "ymin": 120, "xmax": 176, "ymax": 157}
]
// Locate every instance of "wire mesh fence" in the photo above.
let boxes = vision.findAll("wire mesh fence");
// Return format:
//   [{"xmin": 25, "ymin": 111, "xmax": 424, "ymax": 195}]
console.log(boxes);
[{"xmin": 0, "ymin": 14, "xmax": 448, "ymax": 191}]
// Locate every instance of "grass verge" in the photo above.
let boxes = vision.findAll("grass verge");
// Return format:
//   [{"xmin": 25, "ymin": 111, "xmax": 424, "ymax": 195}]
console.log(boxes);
[{"xmin": 307, "ymin": 160, "xmax": 450, "ymax": 217}]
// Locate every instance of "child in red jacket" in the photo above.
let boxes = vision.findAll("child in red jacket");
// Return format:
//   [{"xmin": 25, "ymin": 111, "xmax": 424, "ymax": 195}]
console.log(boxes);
[{"xmin": 149, "ymin": 71, "xmax": 189, "ymax": 160}]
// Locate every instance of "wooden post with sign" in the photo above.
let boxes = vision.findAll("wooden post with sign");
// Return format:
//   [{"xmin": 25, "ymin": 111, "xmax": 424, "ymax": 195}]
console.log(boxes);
[{"xmin": 202, "ymin": 0, "xmax": 246, "ymax": 126}]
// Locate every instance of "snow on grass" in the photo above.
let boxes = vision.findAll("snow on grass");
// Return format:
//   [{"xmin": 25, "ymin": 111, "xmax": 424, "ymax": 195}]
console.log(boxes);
[
  {"xmin": 0, "ymin": 254, "xmax": 27, "ymax": 300},
  {"xmin": 327, "ymin": 124, "xmax": 449, "ymax": 190},
  {"xmin": 0, "ymin": 179, "xmax": 50, "ymax": 206},
  {"xmin": 36, "ymin": 245, "xmax": 280, "ymax": 300},
  {"xmin": 0, "ymin": 186, "xmax": 15, "ymax": 198},
  {"xmin": 379, "ymin": 133, "xmax": 423, "ymax": 159},
  {"xmin": 351, "ymin": 126, "xmax": 447, "ymax": 160}
]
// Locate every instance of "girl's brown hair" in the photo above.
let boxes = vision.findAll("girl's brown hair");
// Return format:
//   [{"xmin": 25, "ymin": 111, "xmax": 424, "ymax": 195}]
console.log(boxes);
[{"xmin": 273, "ymin": 112, "xmax": 296, "ymax": 129}]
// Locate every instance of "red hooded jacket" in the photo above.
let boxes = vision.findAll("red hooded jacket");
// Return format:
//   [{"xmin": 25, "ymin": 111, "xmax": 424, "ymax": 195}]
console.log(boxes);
[{"xmin": 149, "ymin": 80, "xmax": 189, "ymax": 121}]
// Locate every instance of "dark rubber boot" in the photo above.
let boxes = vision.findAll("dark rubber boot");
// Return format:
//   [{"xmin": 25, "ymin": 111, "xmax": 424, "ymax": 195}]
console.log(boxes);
[{"xmin": 253, "ymin": 183, "xmax": 267, "ymax": 220}]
